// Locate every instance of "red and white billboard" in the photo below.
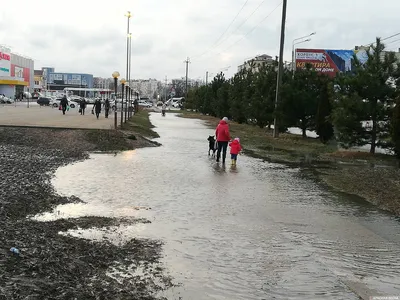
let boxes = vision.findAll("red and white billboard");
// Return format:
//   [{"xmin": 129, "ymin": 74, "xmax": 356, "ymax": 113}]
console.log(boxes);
[
  {"xmin": 11, "ymin": 64, "xmax": 30, "ymax": 84},
  {"xmin": 295, "ymin": 49, "xmax": 338, "ymax": 77},
  {"xmin": 295, "ymin": 48, "xmax": 369, "ymax": 77}
]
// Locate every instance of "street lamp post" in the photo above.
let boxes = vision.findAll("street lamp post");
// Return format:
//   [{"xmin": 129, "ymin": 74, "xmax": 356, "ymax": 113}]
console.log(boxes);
[
  {"xmin": 127, "ymin": 86, "xmax": 130, "ymax": 119},
  {"xmin": 292, "ymin": 32, "xmax": 316, "ymax": 76},
  {"xmin": 125, "ymin": 84, "xmax": 129, "ymax": 123},
  {"xmin": 292, "ymin": 38, "xmax": 311, "ymax": 77},
  {"xmin": 128, "ymin": 33, "xmax": 132, "ymax": 119},
  {"xmin": 120, "ymin": 78, "xmax": 126, "ymax": 128},
  {"xmin": 125, "ymin": 12, "xmax": 131, "ymax": 121},
  {"xmin": 112, "ymin": 71, "xmax": 120, "ymax": 130}
]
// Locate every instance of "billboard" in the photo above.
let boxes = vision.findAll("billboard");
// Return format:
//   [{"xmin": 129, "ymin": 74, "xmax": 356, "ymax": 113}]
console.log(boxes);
[
  {"xmin": 11, "ymin": 64, "xmax": 30, "ymax": 84},
  {"xmin": 0, "ymin": 46, "xmax": 11, "ymax": 77},
  {"xmin": 295, "ymin": 48, "xmax": 369, "ymax": 77}
]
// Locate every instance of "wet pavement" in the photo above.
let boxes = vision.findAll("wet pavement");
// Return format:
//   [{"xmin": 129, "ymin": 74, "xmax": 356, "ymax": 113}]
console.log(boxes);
[
  {"xmin": 0, "ymin": 103, "xmax": 115, "ymax": 129},
  {"xmin": 34, "ymin": 113, "xmax": 400, "ymax": 299}
]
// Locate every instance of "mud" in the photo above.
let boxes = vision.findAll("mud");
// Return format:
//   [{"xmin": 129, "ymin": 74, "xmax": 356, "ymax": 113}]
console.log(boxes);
[{"xmin": 0, "ymin": 127, "xmax": 171, "ymax": 299}]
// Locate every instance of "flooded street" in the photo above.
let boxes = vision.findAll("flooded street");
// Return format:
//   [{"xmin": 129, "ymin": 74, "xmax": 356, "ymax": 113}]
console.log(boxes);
[{"xmin": 35, "ymin": 113, "xmax": 400, "ymax": 299}]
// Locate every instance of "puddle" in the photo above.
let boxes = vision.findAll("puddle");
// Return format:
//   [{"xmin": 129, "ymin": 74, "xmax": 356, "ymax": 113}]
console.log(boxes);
[{"xmin": 33, "ymin": 113, "xmax": 400, "ymax": 299}]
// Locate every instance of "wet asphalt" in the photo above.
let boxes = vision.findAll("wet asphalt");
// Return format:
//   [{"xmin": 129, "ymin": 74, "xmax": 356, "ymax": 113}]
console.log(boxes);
[{"xmin": 35, "ymin": 112, "xmax": 400, "ymax": 300}]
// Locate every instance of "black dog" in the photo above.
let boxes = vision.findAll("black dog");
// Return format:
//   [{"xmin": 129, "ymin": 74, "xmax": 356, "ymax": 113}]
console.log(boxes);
[{"xmin": 207, "ymin": 136, "xmax": 217, "ymax": 157}]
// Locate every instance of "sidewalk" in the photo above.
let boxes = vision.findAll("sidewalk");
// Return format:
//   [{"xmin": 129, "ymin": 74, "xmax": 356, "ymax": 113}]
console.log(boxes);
[{"xmin": 0, "ymin": 105, "xmax": 115, "ymax": 130}]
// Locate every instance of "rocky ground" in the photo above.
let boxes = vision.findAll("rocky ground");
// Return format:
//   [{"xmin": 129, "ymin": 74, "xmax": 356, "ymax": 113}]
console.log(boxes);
[{"xmin": 0, "ymin": 127, "xmax": 173, "ymax": 300}]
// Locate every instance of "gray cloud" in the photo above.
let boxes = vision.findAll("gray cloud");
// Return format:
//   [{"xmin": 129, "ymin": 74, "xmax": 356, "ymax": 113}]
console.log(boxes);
[{"xmin": 1, "ymin": 0, "xmax": 400, "ymax": 80}]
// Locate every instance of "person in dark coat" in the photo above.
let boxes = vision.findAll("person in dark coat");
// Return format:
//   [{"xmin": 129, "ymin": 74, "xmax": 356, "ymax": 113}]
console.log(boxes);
[
  {"xmin": 60, "ymin": 96, "xmax": 68, "ymax": 115},
  {"xmin": 93, "ymin": 99, "xmax": 102, "ymax": 119},
  {"xmin": 104, "ymin": 99, "xmax": 110, "ymax": 118},
  {"xmin": 79, "ymin": 99, "xmax": 86, "ymax": 115}
]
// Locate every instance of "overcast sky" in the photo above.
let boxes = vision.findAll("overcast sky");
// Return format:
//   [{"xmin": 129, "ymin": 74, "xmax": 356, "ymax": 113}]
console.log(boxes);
[{"xmin": 1, "ymin": 0, "xmax": 400, "ymax": 81}]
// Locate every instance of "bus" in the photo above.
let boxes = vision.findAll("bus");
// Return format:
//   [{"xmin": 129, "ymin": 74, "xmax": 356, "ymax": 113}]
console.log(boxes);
[{"xmin": 63, "ymin": 87, "xmax": 112, "ymax": 98}]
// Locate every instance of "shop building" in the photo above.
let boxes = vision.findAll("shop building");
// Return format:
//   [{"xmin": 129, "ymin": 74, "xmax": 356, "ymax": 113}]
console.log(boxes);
[
  {"xmin": 34, "ymin": 69, "xmax": 45, "ymax": 91},
  {"xmin": 42, "ymin": 67, "xmax": 94, "ymax": 91},
  {"xmin": 0, "ymin": 45, "xmax": 34, "ymax": 98}
]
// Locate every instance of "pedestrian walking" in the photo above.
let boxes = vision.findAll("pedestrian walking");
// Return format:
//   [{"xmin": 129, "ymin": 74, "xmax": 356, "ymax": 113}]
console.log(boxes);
[
  {"xmin": 215, "ymin": 117, "xmax": 231, "ymax": 164},
  {"xmin": 229, "ymin": 137, "xmax": 242, "ymax": 166},
  {"xmin": 104, "ymin": 98, "xmax": 110, "ymax": 118},
  {"xmin": 60, "ymin": 96, "xmax": 68, "ymax": 115},
  {"xmin": 79, "ymin": 99, "xmax": 86, "ymax": 115},
  {"xmin": 93, "ymin": 99, "xmax": 102, "ymax": 119}
]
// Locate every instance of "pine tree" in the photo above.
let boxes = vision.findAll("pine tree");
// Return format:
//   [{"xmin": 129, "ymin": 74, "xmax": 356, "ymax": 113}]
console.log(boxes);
[
  {"xmin": 333, "ymin": 37, "xmax": 398, "ymax": 153},
  {"xmin": 315, "ymin": 76, "xmax": 334, "ymax": 143}
]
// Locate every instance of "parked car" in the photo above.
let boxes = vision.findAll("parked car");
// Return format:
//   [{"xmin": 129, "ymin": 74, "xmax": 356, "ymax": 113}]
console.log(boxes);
[
  {"xmin": 110, "ymin": 100, "xmax": 132, "ymax": 111},
  {"xmin": 0, "ymin": 95, "xmax": 14, "ymax": 104},
  {"xmin": 31, "ymin": 92, "xmax": 43, "ymax": 99},
  {"xmin": 50, "ymin": 98, "xmax": 78, "ymax": 108},
  {"xmin": 37, "ymin": 97, "xmax": 51, "ymax": 106},
  {"xmin": 138, "ymin": 100, "xmax": 152, "ymax": 108}
]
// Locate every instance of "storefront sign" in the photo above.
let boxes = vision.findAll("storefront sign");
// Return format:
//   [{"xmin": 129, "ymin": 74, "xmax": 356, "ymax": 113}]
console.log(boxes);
[{"xmin": 0, "ymin": 46, "xmax": 11, "ymax": 77}]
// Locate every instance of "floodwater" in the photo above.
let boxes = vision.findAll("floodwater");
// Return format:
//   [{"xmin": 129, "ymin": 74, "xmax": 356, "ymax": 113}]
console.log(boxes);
[{"xmin": 34, "ymin": 113, "xmax": 400, "ymax": 299}]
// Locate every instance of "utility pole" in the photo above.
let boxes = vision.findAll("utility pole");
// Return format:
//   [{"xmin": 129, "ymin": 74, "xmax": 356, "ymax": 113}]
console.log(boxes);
[
  {"xmin": 206, "ymin": 71, "xmax": 208, "ymax": 86},
  {"xmin": 184, "ymin": 57, "xmax": 190, "ymax": 99},
  {"xmin": 273, "ymin": 0, "xmax": 287, "ymax": 138}
]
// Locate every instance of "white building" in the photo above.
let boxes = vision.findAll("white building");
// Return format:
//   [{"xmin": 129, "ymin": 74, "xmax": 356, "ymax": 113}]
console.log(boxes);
[
  {"xmin": 129, "ymin": 78, "xmax": 159, "ymax": 99},
  {"xmin": 237, "ymin": 54, "xmax": 275, "ymax": 73}
]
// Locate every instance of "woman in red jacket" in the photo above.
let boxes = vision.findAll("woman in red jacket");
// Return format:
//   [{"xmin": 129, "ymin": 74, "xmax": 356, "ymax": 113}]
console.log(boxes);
[
  {"xmin": 229, "ymin": 137, "xmax": 242, "ymax": 166},
  {"xmin": 215, "ymin": 117, "xmax": 231, "ymax": 164}
]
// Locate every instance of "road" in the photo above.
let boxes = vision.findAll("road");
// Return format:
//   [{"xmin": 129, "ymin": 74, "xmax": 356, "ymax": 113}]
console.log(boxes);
[
  {"xmin": 0, "ymin": 102, "xmax": 115, "ymax": 129},
  {"xmin": 34, "ymin": 113, "xmax": 400, "ymax": 299}
]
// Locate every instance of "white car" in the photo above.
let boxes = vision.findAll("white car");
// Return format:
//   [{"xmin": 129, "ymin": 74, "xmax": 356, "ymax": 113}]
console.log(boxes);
[
  {"xmin": 138, "ymin": 100, "xmax": 152, "ymax": 108},
  {"xmin": 111, "ymin": 100, "xmax": 132, "ymax": 111},
  {"xmin": 50, "ymin": 97, "xmax": 78, "ymax": 108},
  {"xmin": 0, "ymin": 95, "xmax": 14, "ymax": 104}
]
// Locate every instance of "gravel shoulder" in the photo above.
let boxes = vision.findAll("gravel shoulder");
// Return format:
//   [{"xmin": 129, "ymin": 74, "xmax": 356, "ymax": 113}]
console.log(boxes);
[{"xmin": 0, "ymin": 127, "xmax": 172, "ymax": 300}]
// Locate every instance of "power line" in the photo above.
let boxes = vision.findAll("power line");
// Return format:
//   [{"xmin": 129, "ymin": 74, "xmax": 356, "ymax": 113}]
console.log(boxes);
[
  {"xmin": 363, "ymin": 32, "xmax": 400, "ymax": 47},
  {"xmin": 382, "ymin": 32, "xmax": 400, "ymax": 42},
  {"xmin": 212, "ymin": 0, "xmax": 250, "ymax": 49},
  {"xmin": 216, "ymin": 2, "xmax": 282, "ymax": 56},
  {"xmin": 192, "ymin": 0, "xmax": 269, "ymax": 61},
  {"xmin": 192, "ymin": 0, "xmax": 249, "ymax": 60},
  {"xmin": 385, "ymin": 37, "xmax": 400, "ymax": 45}
]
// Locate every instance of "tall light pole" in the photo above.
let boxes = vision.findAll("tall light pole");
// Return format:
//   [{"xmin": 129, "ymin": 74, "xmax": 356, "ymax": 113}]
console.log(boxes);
[
  {"xmin": 125, "ymin": 84, "xmax": 129, "ymax": 123},
  {"xmin": 273, "ymin": 0, "xmax": 287, "ymax": 138},
  {"xmin": 120, "ymin": 78, "xmax": 126, "ymax": 127},
  {"xmin": 292, "ymin": 32, "xmax": 316, "ymax": 74},
  {"xmin": 128, "ymin": 33, "xmax": 132, "ymax": 119},
  {"xmin": 184, "ymin": 57, "xmax": 190, "ymax": 99},
  {"xmin": 124, "ymin": 11, "xmax": 131, "ymax": 123},
  {"xmin": 112, "ymin": 71, "xmax": 120, "ymax": 130},
  {"xmin": 292, "ymin": 38, "xmax": 311, "ymax": 77}
]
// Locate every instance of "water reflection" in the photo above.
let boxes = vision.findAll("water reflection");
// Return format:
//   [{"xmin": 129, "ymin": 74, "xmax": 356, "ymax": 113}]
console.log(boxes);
[{"xmin": 34, "ymin": 113, "xmax": 400, "ymax": 299}]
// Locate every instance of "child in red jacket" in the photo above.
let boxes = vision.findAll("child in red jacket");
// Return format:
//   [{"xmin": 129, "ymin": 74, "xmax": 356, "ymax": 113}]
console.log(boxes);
[{"xmin": 229, "ymin": 137, "xmax": 242, "ymax": 165}]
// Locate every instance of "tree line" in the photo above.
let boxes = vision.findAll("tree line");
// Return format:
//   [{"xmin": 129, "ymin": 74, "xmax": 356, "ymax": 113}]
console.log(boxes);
[{"xmin": 185, "ymin": 38, "xmax": 400, "ymax": 156}]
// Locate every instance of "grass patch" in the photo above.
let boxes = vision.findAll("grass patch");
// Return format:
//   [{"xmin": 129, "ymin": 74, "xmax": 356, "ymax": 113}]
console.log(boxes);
[
  {"xmin": 179, "ymin": 111, "xmax": 395, "ymax": 165},
  {"xmin": 179, "ymin": 111, "xmax": 333, "ymax": 163},
  {"xmin": 122, "ymin": 110, "xmax": 159, "ymax": 138},
  {"xmin": 181, "ymin": 111, "xmax": 400, "ymax": 216}
]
